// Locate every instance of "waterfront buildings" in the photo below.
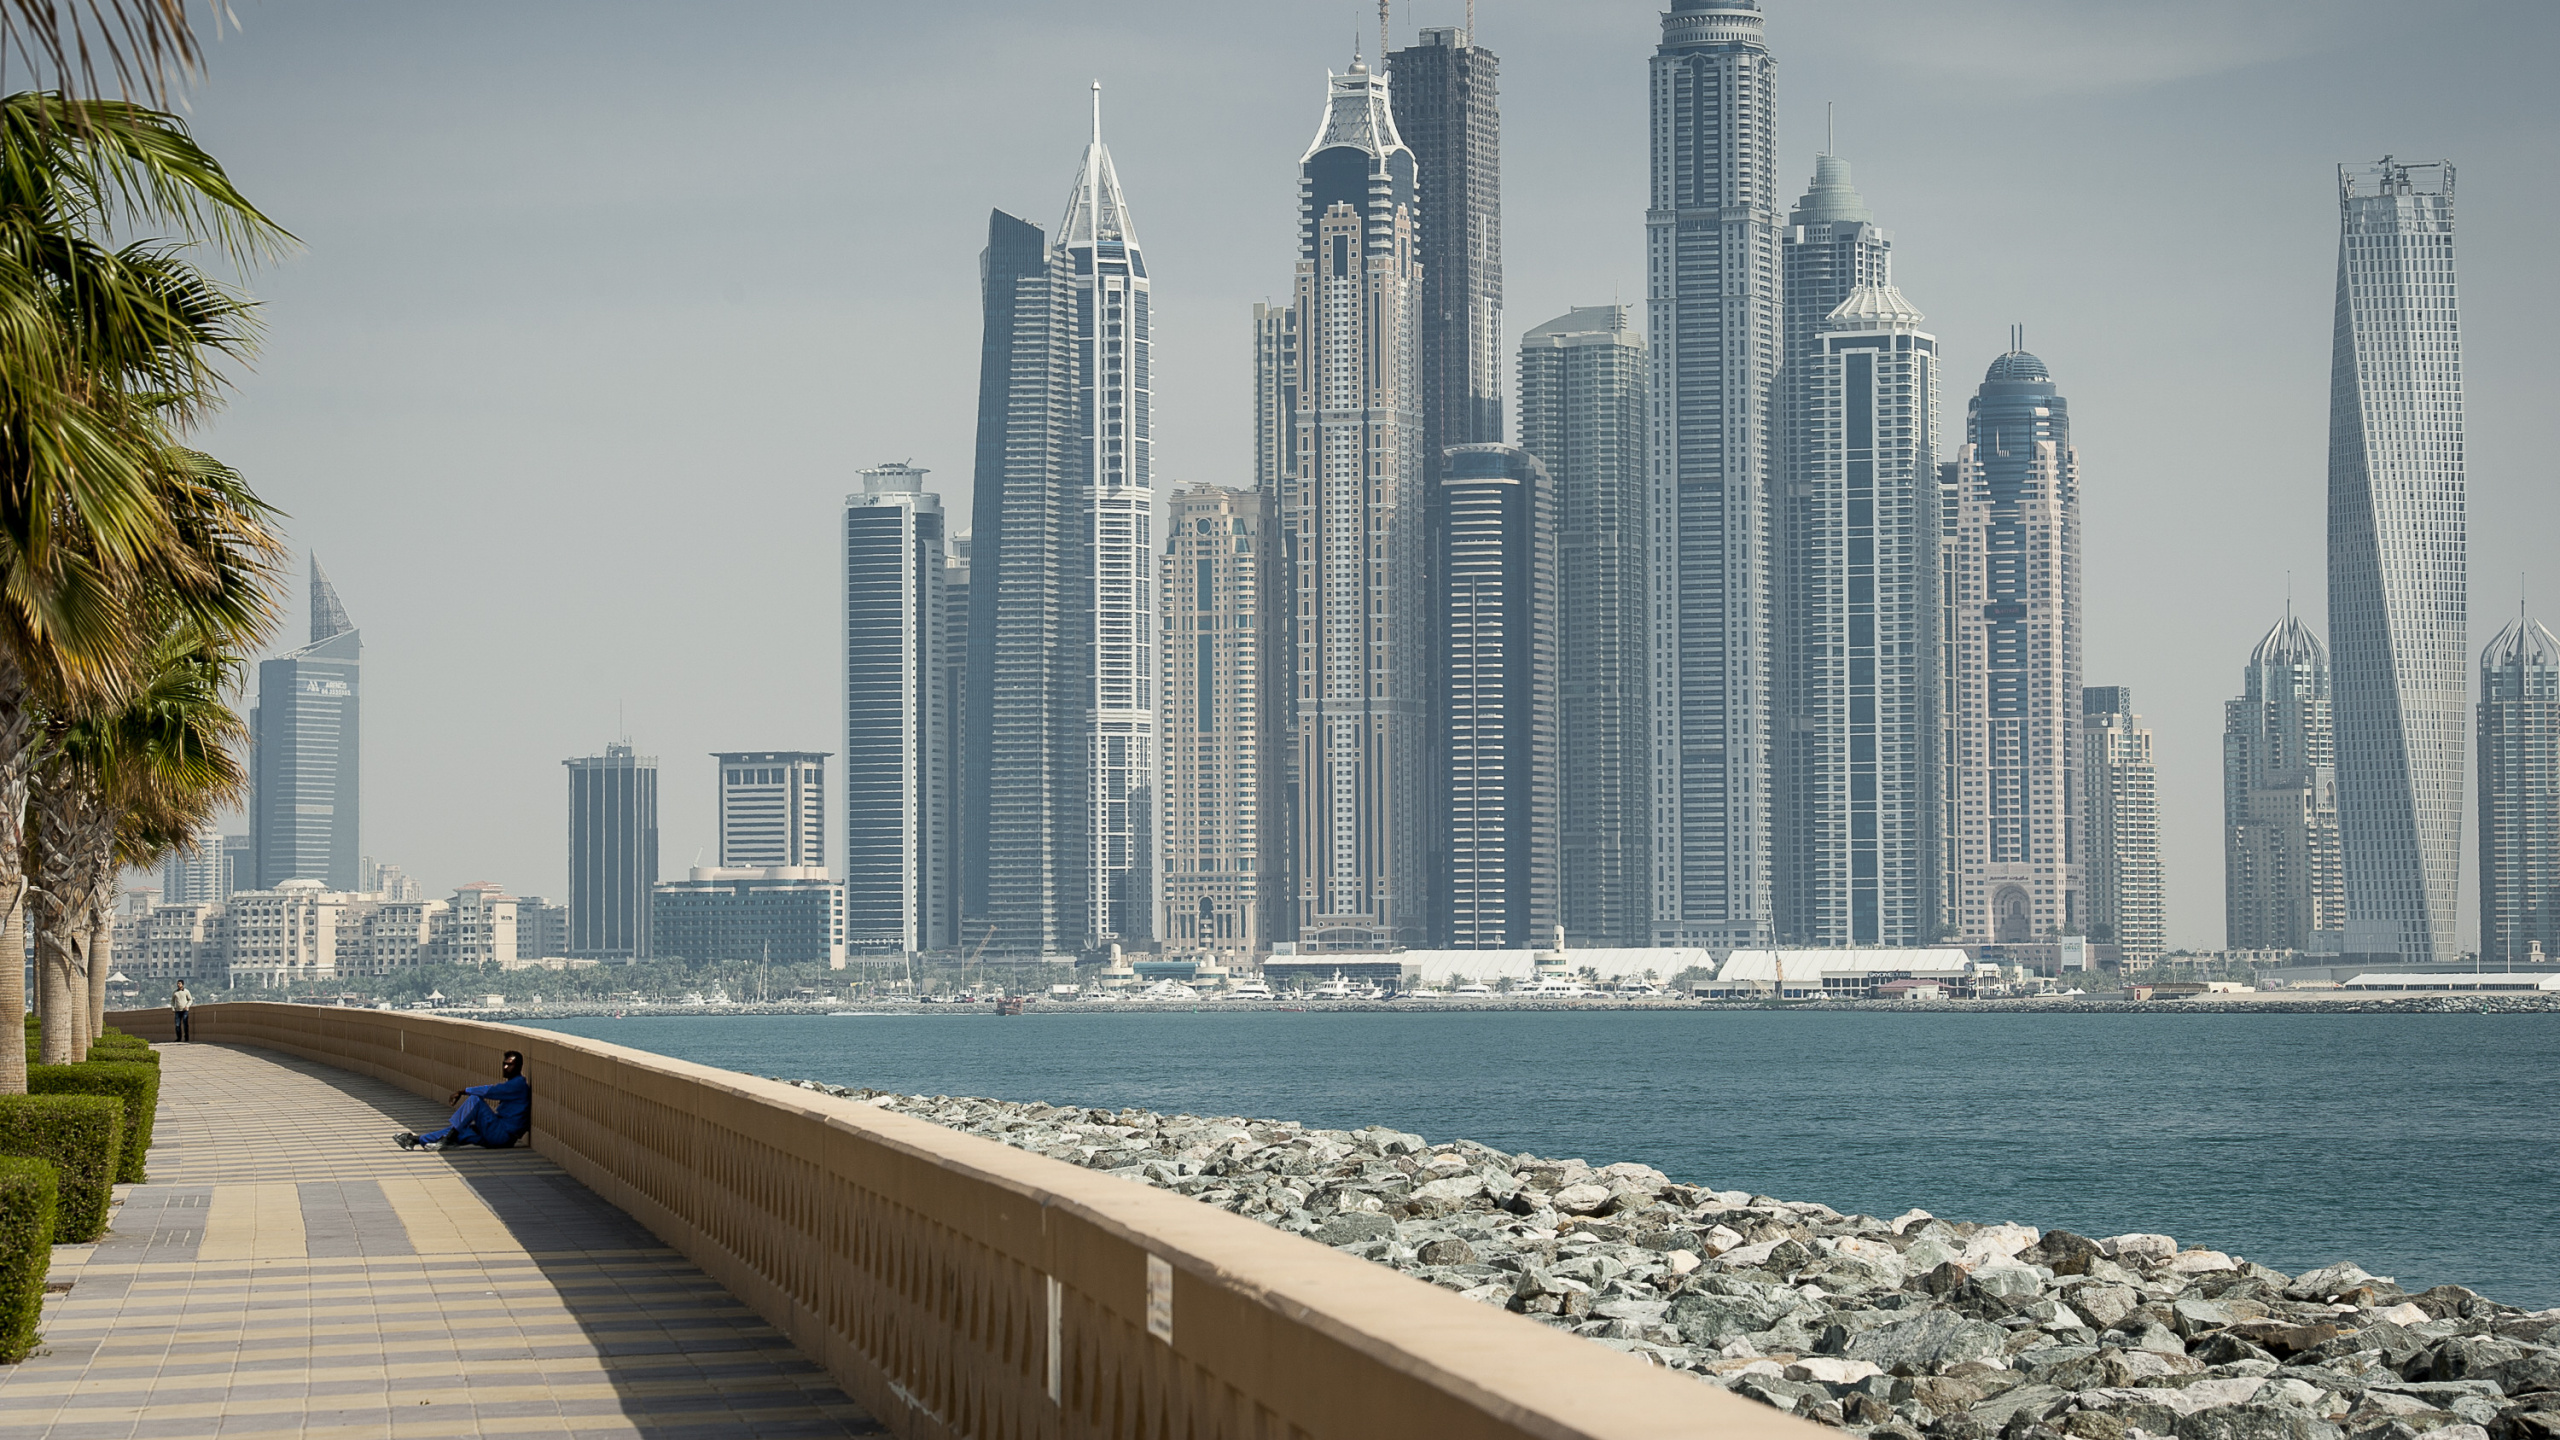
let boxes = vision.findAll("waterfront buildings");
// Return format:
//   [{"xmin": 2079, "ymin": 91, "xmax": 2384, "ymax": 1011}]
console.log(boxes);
[
  {"xmin": 222, "ymin": 881, "xmax": 365, "ymax": 988},
  {"xmin": 1949, "ymin": 348, "xmax": 2082, "ymax": 944},
  {"xmin": 1287, "ymin": 57, "xmax": 1428, "ymax": 950},
  {"xmin": 1157, "ymin": 484, "xmax": 1283, "ymax": 963},
  {"xmin": 2223, "ymin": 611, "xmax": 2343, "ymax": 952},
  {"xmin": 2082, "ymin": 687, "xmax": 2164, "ymax": 966},
  {"xmin": 1251, "ymin": 302, "xmax": 1301, "ymax": 937},
  {"xmin": 1647, "ymin": 0, "xmax": 1782, "ymax": 948},
  {"xmin": 1388, "ymin": 23, "xmax": 1504, "ymax": 475},
  {"xmin": 968, "ymin": 95, "xmax": 1156, "ymax": 959},
  {"xmin": 2327, "ymin": 158, "xmax": 2466, "ymax": 964},
  {"xmin": 651, "ymin": 868, "xmax": 846, "ymax": 968},
  {"xmin": 1438, "ymin": 443, "xmax": 1557, "ymax": 950},
  {"xmin": 1779, "ymin": 285, "xmax": 1942, "ymax": 948},
  {"xmin": 1517, "ymin": 306, "xmax": 1648, "ymax": 947},
  {"xmin": 161, "ymin": 821, "xmax": 229, "ymax": 906},
  {"xmin": 716, "ymin": 751, "xmax": 827, "ymax": 870},
  {"xmin": 845, "ymin": 462, "xmax": 954, "ymax": 956},
  {"xmin": 565, "ymin": 743, "xmax": 658, "ymax": 960},
  {"xmin": 250, "ymin": 557, "xmax": 361, "ymax": 889},
  {"xmin": 2477, "ymin": 610, "xmax": 2560, "ymax": 967},
  {"xmin": 514, "ymin": 896, "xmax": 568, "ymax": 960}
]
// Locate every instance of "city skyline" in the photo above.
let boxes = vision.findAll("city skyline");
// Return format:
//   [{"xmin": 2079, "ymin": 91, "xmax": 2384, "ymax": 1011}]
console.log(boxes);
[{"xmin": 174, "ymin": 2, "xmax": 2559, "ymax": 950}]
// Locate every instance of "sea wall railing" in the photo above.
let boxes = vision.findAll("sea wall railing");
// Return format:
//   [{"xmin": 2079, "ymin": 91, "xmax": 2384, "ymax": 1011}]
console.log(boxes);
[{"xmin": 109, "ymin": 1002, "xmax": 1819, "ymax": 1440}]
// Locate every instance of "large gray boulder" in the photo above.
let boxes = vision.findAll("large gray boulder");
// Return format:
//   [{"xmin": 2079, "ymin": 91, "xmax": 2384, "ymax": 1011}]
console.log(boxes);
[
  {"xmin": 2172, "ymin": 1401, "xmax": 2325, "ymax": 1440},
  {"xmin": 1846, "ymin": 1310, "xmax": 2014, "ymax": 1375}
]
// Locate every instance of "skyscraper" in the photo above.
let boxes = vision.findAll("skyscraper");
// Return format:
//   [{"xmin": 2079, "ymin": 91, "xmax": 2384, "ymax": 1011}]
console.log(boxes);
[
  {"xmin": 1158, "ymin": 484, "xmax": 1283, "ymax": 963},
  {"xmin": 2477, "ymin": 611, "xmax": 2559, "ymax": 967},
  {"xmin": 1438, "ymin": 443, "xmax": 1557, "ymax": 950},
  {"xmin": 250, "ymin": 557, "xmax": 361, "ymax": 890},
  {"xmin": 972, "ymin": 93, "xmax": 1156, "ymax": 959},
  {"xmin": 961, "ymin": 212, "xmax": 1046, "ymax": 934},
  {"xmin": 1388, "ymin": 24, "xmax": 1503, "ymax": 469},
  {"xmin": 2083, "ymin": 686, "xmax": 2164, "ymax": 965},
  {"xmin": 1950, "ymin": 348, "xmax": 2081, "ymax": 945},
  {"xmin": 2328, "ymin": 157, "xmax": 2466, "ymax": 964},
  {"xmin": 716, "ymin": 752, "xmax": 828, "ymax": 870},
  {"xmin": 565, "ymin": 743, "xmax": 657, "ymax": 960},
  {"xmin": 1648, "ymin": 0, "xmax": 1781, "ymax": 947},
  {"xmin": 161, "ymin": 820, "xmax": 230, "ymax": 906},
  {"xmin": 1778, "ymin": 285, "xmax": 1941, "ymax": 948},
  {"xmin": 845, "ymin": 462, "xmax": 954, "ymax": 956},
  {"xmin": 1289, "ymin": 57, "xmax": 1427, "ymax": 950},
  {"xmin": 2224, "ymin": 610, "xmax": 2343, "ymax": 952},
  {"xmin": 1518, "ymin": 305, "xmax": 1648, "ymax": 947}
]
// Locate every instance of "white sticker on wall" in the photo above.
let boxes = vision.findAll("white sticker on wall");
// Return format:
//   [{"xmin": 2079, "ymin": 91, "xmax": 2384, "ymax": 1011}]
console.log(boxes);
[{"xmin": 1145, "ymin": 1254, "xmax": 1173, "ymax": 1343}]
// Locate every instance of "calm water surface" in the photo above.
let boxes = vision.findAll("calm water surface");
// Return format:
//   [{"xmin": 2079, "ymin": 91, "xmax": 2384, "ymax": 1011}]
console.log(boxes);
[{"xmin": 523, "ymin": 1008, "xmax": 2560, "ymax": 1307}]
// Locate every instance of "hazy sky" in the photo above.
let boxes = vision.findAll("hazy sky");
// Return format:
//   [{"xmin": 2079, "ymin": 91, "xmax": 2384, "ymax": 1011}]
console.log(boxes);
[{"xmin": 172, "ymin": 1, "xmax": 2558, "ymax": 948}]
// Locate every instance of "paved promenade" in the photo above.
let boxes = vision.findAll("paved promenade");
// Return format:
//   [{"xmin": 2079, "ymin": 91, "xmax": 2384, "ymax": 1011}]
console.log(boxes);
[{"xmin": 0, "ymin": 1043, "xmax": 884, "ymax": 1438}]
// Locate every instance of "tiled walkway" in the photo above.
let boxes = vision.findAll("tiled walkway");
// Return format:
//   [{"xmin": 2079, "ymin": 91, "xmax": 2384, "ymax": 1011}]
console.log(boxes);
[{"xmin": 0, "ymin": 1044, "xmax": 884, "ymax": 1438}]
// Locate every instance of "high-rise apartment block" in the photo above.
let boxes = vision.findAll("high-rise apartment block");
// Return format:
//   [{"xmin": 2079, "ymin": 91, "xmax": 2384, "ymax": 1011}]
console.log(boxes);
[
  {"xmin": 1950, "ymin": 349, "xmax": 2082, "ymax": 944},
  {"xmin": 251, "ymin": 557, "xmax": 360, "ymax": 889},
  {"xmin": 162, "ymin": 821, "xmax": 230, "ymax": 906},
  {"xmin": 653, "ymin": 868, "xmax": 845, "ymax": 969},
  {"xmin": 966, "ymin": 96, "xmax": 1155, "ymax": 960},
  {"xmin": 565, "ymin": 743, "xmax": 657, "ymax": 960},
  {"xmin": 2224, "ymin": 612, "xmax": 2343, "ymax": 952},
  {"xmin": 2478, "ymin": 611, "xmax": 2560, "ymax": 967},
  {"xmin": 1780, "ymin": 285, "xmax": 1942, "ymax": 948},
  {"xmin": 1389, "ymin": 24, "xmax": 1503, "ymax": 472},
  {"xmin": 1288, "ymin": 58, "xmax": 1427, "ymax": 950},
  {"xmin": 1158, "ymin": 485, "xmax": 1283, "ymax": 963},
  {"xmin": 1647, "ymin": 0, "xmax": 1781, "ymax": 948},
  {"xmin": 1518, "ymin": 306, "xmax": 1648, "ymax": 947},
  {"xmin": 845, "ymin": 462, "xmax": 954, "ymax": 956},
  {"xmin": 2328, "ymin": 158, "xmax": 2466, "ymax": 964},
  {"xmin": 718, "ymin": 751, "xmax": 827, "ymax": 871},
  {"xmin": 1438, "ymin": 444, "xmax": 1557, "ymax": 950},
  {"xmin": 2082, "ymin": 687, "xmax": 2164, "ymax": 965}
]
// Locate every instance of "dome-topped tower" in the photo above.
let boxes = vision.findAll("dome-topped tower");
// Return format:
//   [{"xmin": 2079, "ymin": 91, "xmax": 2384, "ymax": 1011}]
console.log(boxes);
[{"xmin": 1983, "ymin": 349, "xmax": 2052, "ymax": 385}]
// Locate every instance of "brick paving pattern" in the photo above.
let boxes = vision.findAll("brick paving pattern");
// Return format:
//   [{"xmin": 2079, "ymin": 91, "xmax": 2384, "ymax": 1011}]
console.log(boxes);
[{"xmin": 0, "ymin": 1042, "xmax": 884, "ymax": 1438}]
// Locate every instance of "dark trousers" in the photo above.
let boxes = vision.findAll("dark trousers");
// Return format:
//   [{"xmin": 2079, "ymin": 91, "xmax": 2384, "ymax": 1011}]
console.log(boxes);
[
  {"xmin": 421, "ymin": 1097, "xmax": 521, "ymax": 1148},
  {"xmin": 171, "ymin": 1009, "xmax": 189, "ymax": 1042}
]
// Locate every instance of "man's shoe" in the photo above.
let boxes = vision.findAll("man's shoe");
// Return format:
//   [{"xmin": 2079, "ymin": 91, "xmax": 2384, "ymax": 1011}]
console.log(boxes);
[
  {"xmin": 437, "ymin": 1135, "xmax": 462, "ymax": 1151},
  {"xmin": 393, "ymin": 1132, "xmax": 419, "ymax": 1150}
]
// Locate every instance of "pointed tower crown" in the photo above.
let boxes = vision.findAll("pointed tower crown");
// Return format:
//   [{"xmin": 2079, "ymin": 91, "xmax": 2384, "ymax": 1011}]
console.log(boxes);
[
  {"xmin": 1303, "ymin": 59, "xmax": 1407, "ymax": 163},
  {"xmin": 1790, "ymin": 153, "xmax": 1875, "ymax": 227},
  {"xmin": 309, "ymin": 556, "xmax": 354, "ymax": 643},
  {"xmin": 1058, "ymin": 83, "xmax": 1140, "ymax": 252}
]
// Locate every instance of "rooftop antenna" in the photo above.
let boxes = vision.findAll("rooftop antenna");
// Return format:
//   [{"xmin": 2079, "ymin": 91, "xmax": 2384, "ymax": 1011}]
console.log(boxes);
[
  {"xmin": 1380, "ymin": 0, "xmax": 1390, "ymax": 60},
  {"xmin": 1467, "ymin": 0, "xmax": 1475, "ymax": 42},
  {"xmin": 1090, "ymin": 78, "xmax": 1100, "ymax": 146}
]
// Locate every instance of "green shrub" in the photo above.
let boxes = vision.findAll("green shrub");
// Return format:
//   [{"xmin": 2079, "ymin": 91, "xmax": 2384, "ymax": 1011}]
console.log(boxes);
[
  {"xmin": 0, "ymin": 1155, "xmax": 55, "ymax": 1363},
  {"xmin": 29, "ymin": 1064, "xmax": 157, "ymax": 1184},
  {"xmin": 83, "ymin": 1043, "xmax": 155, "ymax": 1067},
  {"xmin": 0, "ymin": 1097, "xmax": 121, "ymax": 1243}
]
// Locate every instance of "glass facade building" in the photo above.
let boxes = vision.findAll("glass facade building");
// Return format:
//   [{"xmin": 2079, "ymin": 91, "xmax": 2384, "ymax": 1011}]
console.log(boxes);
[
  {"xmin": 845, "ymin": 463, "xmax": 955, "ymax": 956},
  {"xmin": 2327, "ymin": 158, "xmax": 2465, "ymax": 963},
  {"xmin": 2082, "ymin": 686, "xmax": 2164, "ymax": 965},
  {"xmin": 1780, "ymin": 285, "xmax": 1940, "ymax": 948},
  {"xmin": 1646, "ymin": 0, "xmax": 1781, "ymax": 947},
  {"xmin": 1950, "ymin": 349, "xmax": 2082, "ymax": 945},
  {"xmin": 1518, "ymin": 305, "xmax": 1648, "ymax": 947},
  {"xmin": 1437, "ymin": 443, "xmax": 1557, "ymax": 950},
  {"xmin": 652, "ymin": 871, "xmax": 845, "ymax": 969},
  {"xmin": 2223, "ymin": 611, "xmax": 2343, "ymax": 952},
  {"xmin": 250, "ymin": 557, "xmax": 361, "ymax": 891},
  {"xmin": 2477, "ymin": 612, "xmax": 2560, "ymax": 967},
  {"xmin": 1287, "ymin": 58, "xmax": 1428, "ymax": 951},
  {"xmin": 1157, "ymin": 485, "xmax": 1283, "ymax": 962},
  {"xmin": 564, "ymin": 743, "xmax": 657, "ymax": 960},
  {"xmin": 716, "ymin": 751, "xmax": 827, "ymax": 870}
]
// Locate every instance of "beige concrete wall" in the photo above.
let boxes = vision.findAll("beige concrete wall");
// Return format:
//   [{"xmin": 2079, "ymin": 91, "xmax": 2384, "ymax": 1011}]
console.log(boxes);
[{"xmin": 111, "ymin": 1003, "xmax": 1821, "ymax": 1440}]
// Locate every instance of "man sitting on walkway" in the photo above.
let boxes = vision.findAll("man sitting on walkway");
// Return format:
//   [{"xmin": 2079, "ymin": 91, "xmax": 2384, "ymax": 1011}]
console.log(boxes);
[{"xmin": 395, "ymin": 1051, "xmax": 531, "ymax": 1150}]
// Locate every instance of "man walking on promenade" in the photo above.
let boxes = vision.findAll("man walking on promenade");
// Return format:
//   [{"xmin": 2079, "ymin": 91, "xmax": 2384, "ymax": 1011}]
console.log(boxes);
[
  {"xmin": 169, "ymin": 982, "xmax": 193, "ymax": 1042},
  {"xmin": 395, "ymin": 1050, "xmax": 531, "ymax": 1151}
]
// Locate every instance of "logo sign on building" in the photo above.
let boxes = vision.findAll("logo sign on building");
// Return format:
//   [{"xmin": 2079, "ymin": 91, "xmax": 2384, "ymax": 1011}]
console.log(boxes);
[{"xmin": 1145, "ymin": 1254, "xmax": 1173, "ymax": 1342}]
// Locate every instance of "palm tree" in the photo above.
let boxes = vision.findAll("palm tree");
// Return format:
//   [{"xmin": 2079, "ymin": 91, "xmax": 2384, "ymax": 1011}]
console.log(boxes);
[
  {"xmin": 0, "ymin": 92, "xmax": 286, "ymax": 1092},
  {"xmin": 1, "ymin": 1, "xmax": 203, "ymax": 107}
]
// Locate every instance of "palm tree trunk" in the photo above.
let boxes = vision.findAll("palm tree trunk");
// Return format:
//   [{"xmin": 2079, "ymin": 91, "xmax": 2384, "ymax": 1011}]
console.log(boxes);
[
  {"xmin": 28, "ymin": 746, "xmax": 92, "ymax": 1066},
  {"xmin": 87, "ymin": 833, "xmax": 116, "ymax": 1038},
  {"xmin": 0, "ymin": 668, "xmax": 27, "ymax": 1095}
]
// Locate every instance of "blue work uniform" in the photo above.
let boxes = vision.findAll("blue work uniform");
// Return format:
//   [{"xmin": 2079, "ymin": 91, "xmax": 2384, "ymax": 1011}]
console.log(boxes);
[{"xmin": 420, "ymin": 1075, "xmax": 531, "ymax": 1148}]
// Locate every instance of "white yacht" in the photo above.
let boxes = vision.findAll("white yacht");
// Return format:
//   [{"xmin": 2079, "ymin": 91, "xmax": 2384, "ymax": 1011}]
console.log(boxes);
[
  {"xmin": 1521, "ymin": 978, "xmax": 1594, "ymax": 999},
  {"xmin": 1225, "ymin": 978, "xmax": 1276, "ymax": 1001},
  {"xmin": 1453, "ymin": 982, "xmax": 1494, "ymax": 997},
  {"xmin": 1403, "ymin": 985, "xmax": 1444, "ymax": 999},
  {"xmin": 1312, "ymin": 972, "xmax": 1358, "ymax": 1000},
  {"xmin": 1135, "ymin": 979, "xmax": 1201, "ymax": 1002}
]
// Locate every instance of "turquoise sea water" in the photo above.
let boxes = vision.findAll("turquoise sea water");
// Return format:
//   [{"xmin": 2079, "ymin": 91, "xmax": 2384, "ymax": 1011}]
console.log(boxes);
[{"xmin": 522, "ymin": 1008, "xmax": 2560, "ymax": 1308}]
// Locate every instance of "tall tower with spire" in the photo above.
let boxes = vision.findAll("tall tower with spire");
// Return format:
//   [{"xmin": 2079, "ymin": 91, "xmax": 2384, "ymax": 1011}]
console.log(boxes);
[
  {"xmin": 1288, "ymin": 56, "xmax": 1427, "ymax": 949},
  {"xmin": 972, "ymin": 90, "xmax": 1155, "ymax": 960},
  {"xmin": 2477, "ymin": 607, "xmax": 2559, "ymax": 967},
  {"xmin": 1647, "ymin": 0, "xmax": 1782, "ymax": 948},
  {"xmin": 2224, "ymin": 607, "xmax": 2342, "ymax": 951},
  {"xmin": 250, "ymin": 556, "xmax": 362, "ymax": 890}
]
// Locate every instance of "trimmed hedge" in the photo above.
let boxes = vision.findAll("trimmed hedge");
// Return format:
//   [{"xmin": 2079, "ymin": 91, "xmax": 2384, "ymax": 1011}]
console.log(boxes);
[
  {"xmin": 29, "ymin": 1063, "xmax": 158, "ymax": 1184},
  {"xmin": 0, "ymin": 1155, "xmax": 55, "ymax": 1363},
  {"xmin": 84, "ymin": 1043, "xmax": 155, "ymax": 1067},
  {"xmin": 0, "ymin": 1096, "xmax": 121, "ymax": 1243}
]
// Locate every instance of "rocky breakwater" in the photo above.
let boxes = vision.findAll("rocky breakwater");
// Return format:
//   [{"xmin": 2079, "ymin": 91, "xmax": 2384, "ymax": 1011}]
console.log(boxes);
[{"xmin": 786, "ymin": 1083, "xmax": 2560, "ymax": 1440}]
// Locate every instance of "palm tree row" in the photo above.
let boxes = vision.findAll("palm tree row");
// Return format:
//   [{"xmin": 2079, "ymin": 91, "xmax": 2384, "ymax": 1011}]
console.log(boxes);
[{"xmin": 0, "ymin": 89, "xmax": 289, "ymax": 1089}]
